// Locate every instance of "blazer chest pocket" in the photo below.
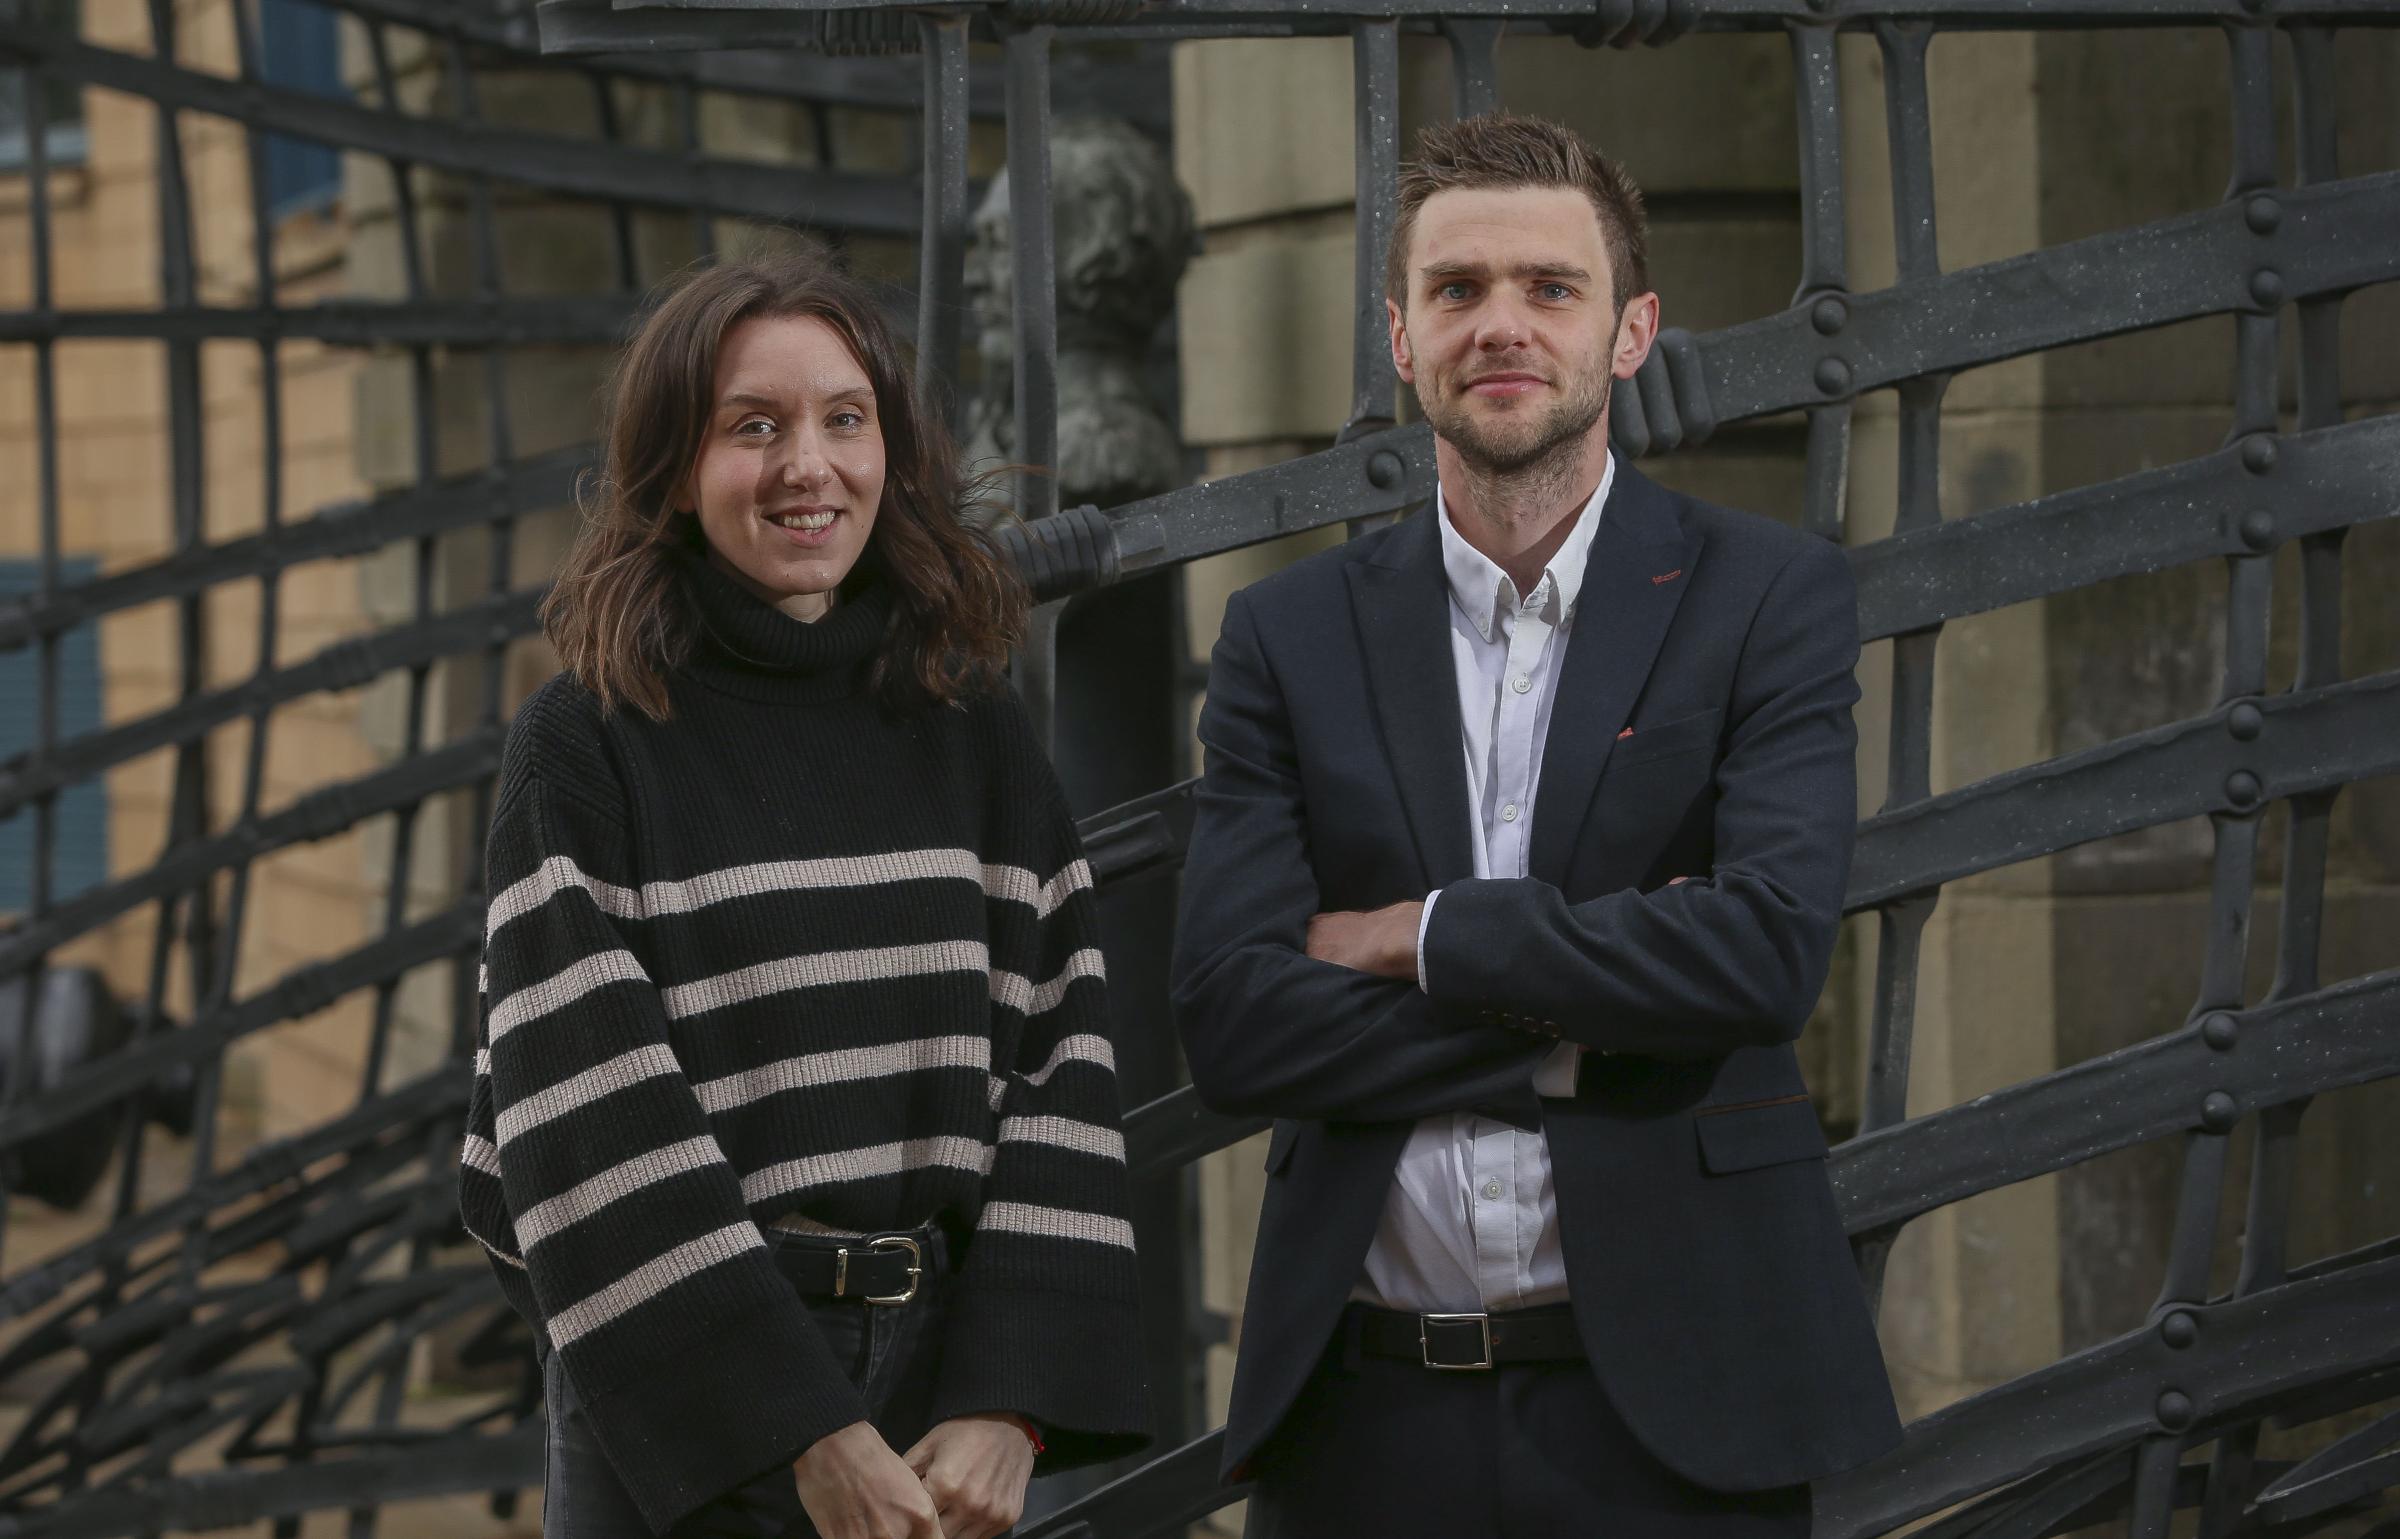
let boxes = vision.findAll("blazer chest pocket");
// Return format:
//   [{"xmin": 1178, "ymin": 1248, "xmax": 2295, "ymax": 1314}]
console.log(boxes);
[
  {"xmin": 1694, "ymin": 1096, "xmax": 1827, "ymax": 1175},
  {"xmin": 1609, "ymin": 707, "xmax": 1723, "ymax": 771}
]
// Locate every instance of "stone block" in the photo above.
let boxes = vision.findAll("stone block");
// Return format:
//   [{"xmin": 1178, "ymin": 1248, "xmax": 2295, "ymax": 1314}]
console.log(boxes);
[
  {"xmin": 1874, "ymin": 888, "xmax": 2063, "ymax": 1414},
  {"xmin": 1836, "ymin": 34, "xmax": 1898, "ymax": 298},
  {"xmin": 2033, "ymin": 30, "xmax": 2232, "ymax": 251},
  {"xmin": 1879, "ymin": 1176, "xmax": 2064, "ymax": 1418},
  {"xmin": 353, "ymin": 344, "xmax": 611, "ymax": 488},
  {"xmin": 250, "ymin": 1000, "xmax": 375, "ymax": 1142},
  {"xmin": 2335, "ymin": 281, "xmax": 2400, "ymax": 406},
  {"xmin": 1173, "ymin": 39, "xmax": 1356, "ymax": 228},
  {"xmin": 1493, "ymin": 32, "xmax": 1800, "ymax": 195},
  {"xmin": 699, "ymin": 92, "xmax": 822, "ymax": 167},
  {"xmin": 1650, "ymin": 217, "xmax": 1801, "ymax": 336},
  {"xmin": 1178, "ymin": 233, "xmax": 1356, "ymax": 446},
  {"xmin": 1635, "ymin": 424, "xmax": 1808, "ymax": 525},
  {"xmin": 1802, "ymin": 912, "xmax": 1866, "ymax": 1133},
  {"xmin": 1918, "ymin": 889, "xmax": 2063, "ymax": 1110},
  {"xmin": 827, "ymin": 106, "xmax": 911, "ymax": 178}
]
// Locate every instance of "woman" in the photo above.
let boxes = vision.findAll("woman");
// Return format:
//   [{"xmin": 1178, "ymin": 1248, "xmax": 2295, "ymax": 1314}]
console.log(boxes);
[{"xmin": 456, "ymin": 251, "xmax": 1150, "ymax": 1539}]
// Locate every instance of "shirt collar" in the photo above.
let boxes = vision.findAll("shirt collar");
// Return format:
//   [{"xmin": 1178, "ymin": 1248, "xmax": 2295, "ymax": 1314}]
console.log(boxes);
[{"xmin": 1434, "ymin": 451, "xmax": 1614, "ymax": 644}]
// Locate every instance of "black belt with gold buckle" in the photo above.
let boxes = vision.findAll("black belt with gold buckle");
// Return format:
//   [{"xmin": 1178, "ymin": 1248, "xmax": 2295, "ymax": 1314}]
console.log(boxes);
[{"xmin": 770, "ymin": 1230, "xmax": 928, "ymax": 1307}]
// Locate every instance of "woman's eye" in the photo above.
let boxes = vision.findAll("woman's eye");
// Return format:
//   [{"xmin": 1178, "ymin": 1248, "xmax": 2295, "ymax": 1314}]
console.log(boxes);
[
  {"xmin": 734, "ymin": 418, "xmax": 774, "ymax": 438},
  {"xmin": 830, "ymin": 410, "xmax": 867, "ymax": 431}
]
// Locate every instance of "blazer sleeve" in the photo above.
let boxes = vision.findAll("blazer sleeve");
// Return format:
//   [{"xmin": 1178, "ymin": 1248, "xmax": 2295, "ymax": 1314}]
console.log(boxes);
[
  {"xmin": 1419, "ymin": 538, "xmax": 1863, "ymax": 1057},
  {"xmin": 463, "ymin": 696, "xmax": 866, "ymax": 1533},
  {"xmin": 1170, "ymin": 586, "xmax": 1550, "ymax": 1121},
  {"xmin": 929, "ymin": 694, "xmax": 1151, "ymax": 1470}
]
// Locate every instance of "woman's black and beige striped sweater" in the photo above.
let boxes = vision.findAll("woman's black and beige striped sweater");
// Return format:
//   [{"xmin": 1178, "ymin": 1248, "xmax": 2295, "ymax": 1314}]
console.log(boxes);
[{"xmin": 456, "ymin": 553, "xmax": 1148, "ymax": 1534}]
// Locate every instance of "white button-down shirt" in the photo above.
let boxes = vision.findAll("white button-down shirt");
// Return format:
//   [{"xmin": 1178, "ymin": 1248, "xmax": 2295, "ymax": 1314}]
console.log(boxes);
[{"xmin": 1356, "ymin": 455, "xmax": 1614, "ymax": 1315}]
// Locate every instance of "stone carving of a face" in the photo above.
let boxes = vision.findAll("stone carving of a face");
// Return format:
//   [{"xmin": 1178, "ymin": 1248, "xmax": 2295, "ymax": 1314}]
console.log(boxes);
[{"xmin": 963, "ymin": 114, "xmax": 1193, "ymax": 368}]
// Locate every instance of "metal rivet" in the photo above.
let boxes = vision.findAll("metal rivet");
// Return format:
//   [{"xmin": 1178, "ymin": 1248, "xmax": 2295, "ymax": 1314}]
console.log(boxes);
[
  {"xmin": 2160, "ymin": 1311, "xmax": 2199, "ymax": 1349},
  {"xmin": 2249, "ymin": 269, "xmax": 2284, "ymax": 308},
  {"xmin": 2240, "ymin": 435, "xmax": 2277, "ymax": 474},
  {"xmin": 2245, "ymin": 195, "xmax": 2281, "ymax": 234},
  {"xmin": 1811, "ymin": 296, "xmax": 1849, "ymax": 336},
  {"xmin": 2224, "ymin": 771, "xmax": 2261, "ymax": 808},
  {"xmin": 2200, "ymin": 1091, "xmax": 2239, "ymax": 1132},
  {"xmin": 2157, "ymin": 1390, "xmax": 2195, "ymax": 1429},
  {"xmin": 1814, "ymin": 357, "xmax": 1852, "ymax": 396},
  {"xmin": 1366, "ymin": 451, "xmax": 1404, "ymax": 490},
  {"xmin": 2239, "ymin": 509, "xmax": 2276, "ymax": 550},
  {"xmin": 2201, "ymin": 1012, "xmax": 2239, "ymax": 1051},
  {"xmin": 2227, "ymin": 702, "xmax": 2263, "ymax": 741}
]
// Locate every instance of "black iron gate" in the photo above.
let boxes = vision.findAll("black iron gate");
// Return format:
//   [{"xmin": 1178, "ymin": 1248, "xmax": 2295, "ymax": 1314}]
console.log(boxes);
[{"xmin": 1, "ymin": 0, "xmax": 2397, "ymax": 1533}]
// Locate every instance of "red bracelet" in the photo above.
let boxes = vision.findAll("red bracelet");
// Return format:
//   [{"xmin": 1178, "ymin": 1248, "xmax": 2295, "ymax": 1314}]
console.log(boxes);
[{"xmin": 1009, "ymin": 1416, "xmax": 1046, "ymax": 1455}]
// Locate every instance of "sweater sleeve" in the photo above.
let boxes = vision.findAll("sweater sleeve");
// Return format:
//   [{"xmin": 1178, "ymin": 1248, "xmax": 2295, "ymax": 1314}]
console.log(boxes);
[
  {"xmin": 926, "ymin": 697, "xmax": 1152, "ymax": 1470},
  {"xmin": 462, "ymin": 686, "xmax": 866, "ymax": 1533}
]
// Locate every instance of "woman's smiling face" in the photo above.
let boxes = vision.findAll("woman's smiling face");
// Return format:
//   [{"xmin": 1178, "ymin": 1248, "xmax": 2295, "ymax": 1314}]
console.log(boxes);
[{"xmin": 683, "ymin": 313, "xmax": 887, "ymax": 622}]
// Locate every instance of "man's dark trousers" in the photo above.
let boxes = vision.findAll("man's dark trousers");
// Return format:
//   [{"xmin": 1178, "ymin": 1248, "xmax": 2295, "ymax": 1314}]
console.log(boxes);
[{"xmin": 1170, "ymin": 462, "xmax": 1904, "ymax": 1533}]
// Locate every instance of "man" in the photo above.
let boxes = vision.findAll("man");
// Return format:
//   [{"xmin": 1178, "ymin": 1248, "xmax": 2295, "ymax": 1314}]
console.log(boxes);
[{"xmin": 1169, "ymin": 114, "xmax": 1902, "ymax": 1537}]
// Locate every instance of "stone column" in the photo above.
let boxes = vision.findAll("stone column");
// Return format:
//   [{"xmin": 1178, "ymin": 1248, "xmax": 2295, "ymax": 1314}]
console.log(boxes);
[
  {"xmin": 1834, "ymin": 29, "xmax": 2067, "ymax": 1418},
  {"xmin": 1170, "ymin": 39, "xmax": 1361, "ymax": 1530}
]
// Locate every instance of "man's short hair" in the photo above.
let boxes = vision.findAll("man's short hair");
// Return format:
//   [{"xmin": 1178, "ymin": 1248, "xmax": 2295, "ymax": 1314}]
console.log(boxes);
[{"xmin": 1386, "ymin": 113, "xmax": 1650, "ymax": 312}]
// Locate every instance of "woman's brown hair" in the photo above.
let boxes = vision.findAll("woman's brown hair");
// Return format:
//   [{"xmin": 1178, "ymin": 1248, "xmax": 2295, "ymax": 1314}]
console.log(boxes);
[{"xmin": 544, "ymin": 250, "xmax": 1028, "ymax": 719}]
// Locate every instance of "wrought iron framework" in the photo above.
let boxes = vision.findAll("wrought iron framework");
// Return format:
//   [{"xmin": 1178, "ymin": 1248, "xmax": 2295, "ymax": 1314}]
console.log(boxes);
[{"xmin": 0, "ymin": 0, "xmax": 2396, "ymax": 1531}]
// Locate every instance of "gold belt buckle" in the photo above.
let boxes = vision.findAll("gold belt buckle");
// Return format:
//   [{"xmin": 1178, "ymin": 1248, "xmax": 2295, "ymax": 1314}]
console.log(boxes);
[{"xmin": 859, "ymin": 1234, "xmax": 922, "ymax": 1306}]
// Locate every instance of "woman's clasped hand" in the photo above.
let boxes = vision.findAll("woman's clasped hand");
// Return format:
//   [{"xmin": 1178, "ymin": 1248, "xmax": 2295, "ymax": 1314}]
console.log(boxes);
[{"xmin": 793, "ymin": 1415, "xmax": 1031, "ymax": 1539}]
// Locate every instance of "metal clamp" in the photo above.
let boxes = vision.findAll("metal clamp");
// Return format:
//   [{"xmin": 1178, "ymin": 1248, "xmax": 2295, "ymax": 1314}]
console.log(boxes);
[{"xmin": 1420, "ymin": 1312, "xmax": 1494, "ymax": 1371}]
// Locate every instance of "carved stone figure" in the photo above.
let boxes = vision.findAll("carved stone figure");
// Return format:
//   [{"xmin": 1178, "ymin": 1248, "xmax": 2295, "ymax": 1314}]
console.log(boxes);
[{"xmin": 963, "ymin": 113, "xmax": 1194, "ymax": 514}]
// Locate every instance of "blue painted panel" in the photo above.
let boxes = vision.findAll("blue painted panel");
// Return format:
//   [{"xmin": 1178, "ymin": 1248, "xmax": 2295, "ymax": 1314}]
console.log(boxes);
[
  {"xmin": 259, "ymin": 0, "xmax": 345, "ymax": 216},
  {"xmin": 0, "ymin": 559, "xmax": 108, "ymax": 913}
]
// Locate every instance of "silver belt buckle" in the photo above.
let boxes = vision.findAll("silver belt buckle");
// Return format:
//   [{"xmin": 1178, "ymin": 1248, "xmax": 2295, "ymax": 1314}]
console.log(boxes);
[{"xmin": 1420, "ymin": 1312, "xmax": 1494, "ymax": 1370}]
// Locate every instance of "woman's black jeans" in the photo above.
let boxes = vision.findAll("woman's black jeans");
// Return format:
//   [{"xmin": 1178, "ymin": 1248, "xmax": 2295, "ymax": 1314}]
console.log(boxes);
[{"xmin": 541, "ymin": 1232, "xmax": 950, "ymax": 1539}]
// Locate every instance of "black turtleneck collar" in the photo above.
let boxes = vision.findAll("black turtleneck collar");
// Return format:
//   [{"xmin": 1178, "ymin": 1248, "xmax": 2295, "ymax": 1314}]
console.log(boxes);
[{"xmin": 673, "ymin": 544, "xmax": 894, "ymax": 705}]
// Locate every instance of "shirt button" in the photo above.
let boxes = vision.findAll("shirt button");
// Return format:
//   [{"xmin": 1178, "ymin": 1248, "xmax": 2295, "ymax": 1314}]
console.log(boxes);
[
  {"xmin": 1481, "ymin": 1180, "xmax": 1503, "ymax": 1200},
  {"xmin": 1501, "ymin": 803, "xmax": 1519, "ymax": 823},
  {"xmin": 1512, "ymin": 674, "xmax": 1531, "ymax": 694}
]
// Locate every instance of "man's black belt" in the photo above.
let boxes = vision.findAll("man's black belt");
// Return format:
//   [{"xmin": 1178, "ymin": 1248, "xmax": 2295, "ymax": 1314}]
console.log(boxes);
[
  {"xmin": 1347, "ymin": 1303, "xmax": 1586, "ymax": 1370},
  {"xmin": 768, "ymin": 1229, "xmax": 932, "ymax": 1306}
]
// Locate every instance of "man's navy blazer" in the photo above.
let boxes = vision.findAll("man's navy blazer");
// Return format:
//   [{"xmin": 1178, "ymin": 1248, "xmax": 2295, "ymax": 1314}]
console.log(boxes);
[{"xmin": 1168, "ymin": 460, "xmax": 1903, "ymax": 1493}]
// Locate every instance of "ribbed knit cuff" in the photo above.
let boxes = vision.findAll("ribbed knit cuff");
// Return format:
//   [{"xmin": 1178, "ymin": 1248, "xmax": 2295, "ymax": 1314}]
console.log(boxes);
[
  {"xmin": 929, "ymin": 1286, "xmax": 1151, "ymax": 1474},
  {"xmin": 573, "ymin": 1294, "xmax": 868, "ymax": 1535}
]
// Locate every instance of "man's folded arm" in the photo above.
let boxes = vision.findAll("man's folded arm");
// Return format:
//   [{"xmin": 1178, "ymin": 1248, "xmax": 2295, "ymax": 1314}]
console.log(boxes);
[
  {"xmin": 1420, "ymin": 539, "xmax": 1863, "ymax": 1059},
  {"xmin": 1170, "ymin": 588, "xmax": 1546, "ymax": 1122}
]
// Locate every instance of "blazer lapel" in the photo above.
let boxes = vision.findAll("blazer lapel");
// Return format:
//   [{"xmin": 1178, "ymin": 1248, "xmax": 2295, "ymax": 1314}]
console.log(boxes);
[
  {"xmin": 1529, "ymin": 462, "xmax": 1704, "ymax": 887},
  {"xmin": 1346, "ymin": 507, "xmax": 1475, "ymax": 891}
]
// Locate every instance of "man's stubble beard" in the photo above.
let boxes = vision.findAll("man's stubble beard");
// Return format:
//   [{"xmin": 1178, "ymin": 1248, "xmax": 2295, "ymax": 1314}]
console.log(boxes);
[{"xmin": 1421, "ymin": 356, "xmax": 1614, "ymax": 522}]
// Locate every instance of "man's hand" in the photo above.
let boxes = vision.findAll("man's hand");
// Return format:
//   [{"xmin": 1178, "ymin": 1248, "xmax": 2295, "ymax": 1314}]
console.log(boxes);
[
  {"xmin": 794, "ymin": 1421, "xmax": 942, "ymax": 1539},
  {"xmin": 1305, "ymin": 901, "xmax": 1423, "ymax": 980},
  {"xmin": 900, "ymin": 1415, "xmax": 1035, "ymax": 1539}
]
